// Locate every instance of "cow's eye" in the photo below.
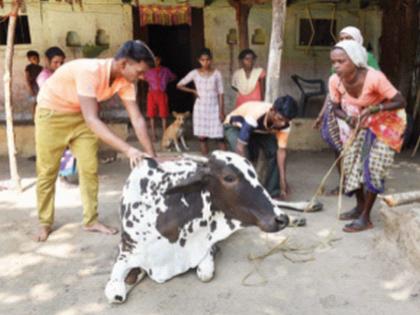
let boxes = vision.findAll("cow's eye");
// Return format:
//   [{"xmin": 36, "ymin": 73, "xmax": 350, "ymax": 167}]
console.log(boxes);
[{"xmin": 223, "ymin": 175, "xmax": 236, "ymax": 183}]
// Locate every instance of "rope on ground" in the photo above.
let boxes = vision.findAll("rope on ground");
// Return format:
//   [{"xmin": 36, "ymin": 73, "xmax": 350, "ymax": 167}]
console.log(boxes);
[
  {"xmin": 241, "ymin": 118, "xmax": 365, "ymax": 287},
  {"xmin": 241, "ymin": 232, "xmax": 342, "ymax": 287}
]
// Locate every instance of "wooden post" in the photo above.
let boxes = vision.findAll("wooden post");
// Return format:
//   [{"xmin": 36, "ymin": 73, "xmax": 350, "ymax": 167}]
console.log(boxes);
[
  {"xmin": 229, "ymin": 0, "xmax": 252, "ymax": 50},
  {"xmin": 3, "ymin": 0, "xmax": 22, "ymax": 191},
  {"xmin": 265, "ymin": 0, "xmax": 287, "ymax": 102}
]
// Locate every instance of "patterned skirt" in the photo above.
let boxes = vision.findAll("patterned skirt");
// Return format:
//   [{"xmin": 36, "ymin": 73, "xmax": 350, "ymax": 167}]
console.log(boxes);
[
  {"xmin": 343, "ymin": 129, "xmax": 395, "ymax": 195},
  {"xmin": 321, "ymin": 96, "xmax": 343, "ymax": 152}
]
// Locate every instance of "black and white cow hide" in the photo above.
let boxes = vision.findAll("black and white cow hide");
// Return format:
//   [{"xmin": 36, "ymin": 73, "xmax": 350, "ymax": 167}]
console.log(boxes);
[{"xmin": 105, "ymin": 151, "xmax": 321, "ymax": 303}]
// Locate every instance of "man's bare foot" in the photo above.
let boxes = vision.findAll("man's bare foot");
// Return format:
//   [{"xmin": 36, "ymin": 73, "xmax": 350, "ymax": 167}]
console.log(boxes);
[
  {"xmin": 34, "ymin": 225, "xmax": 52, "ymax": 242},
  {"xmin": 83, "ymin": 222, "xmax": 118, "ymax": 235}
]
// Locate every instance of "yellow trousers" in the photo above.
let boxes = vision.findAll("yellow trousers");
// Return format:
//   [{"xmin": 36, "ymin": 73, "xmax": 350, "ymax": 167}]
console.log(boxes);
[{"xmin": 35, "ymin": 107, "xmax": 99, "ymax": 226}]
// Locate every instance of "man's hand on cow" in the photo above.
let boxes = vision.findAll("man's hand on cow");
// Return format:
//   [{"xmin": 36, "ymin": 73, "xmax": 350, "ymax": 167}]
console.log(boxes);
[
  {"xmin": 155, "ymin": 155, "xmax": 182, "ymax": 163},
  {"xmin": 126, "ymin": 147, "xmax": 151, "ymax": 169}
]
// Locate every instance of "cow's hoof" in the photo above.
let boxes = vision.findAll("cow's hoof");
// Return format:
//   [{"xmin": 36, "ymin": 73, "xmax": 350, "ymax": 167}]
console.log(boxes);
[
  {"xmin": 197, "ymin": 257, "xmax": 215, "ymax": 282},
  {"xmin": 197, "ymin": 267, "xmax": 214, "ymax": 282},
  {"xmin": 105, "ymin": 280, "xmax": 127, "ymax": 304}
]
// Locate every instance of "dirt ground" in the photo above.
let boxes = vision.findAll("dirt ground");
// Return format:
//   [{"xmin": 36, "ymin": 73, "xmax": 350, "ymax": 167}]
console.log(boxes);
[{"xmin": 1, "ymin": 145, "xmax": 420, "ymax": 315}]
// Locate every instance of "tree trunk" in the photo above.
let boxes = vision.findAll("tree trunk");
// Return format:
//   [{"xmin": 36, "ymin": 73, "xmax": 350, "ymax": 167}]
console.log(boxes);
[
  {"xmin": 229, "ymin": 0, "xmax": 251, "ymax": 50},
  {"xmin": 3, "ymin": 1, "xmax": 22, "ymax": 191},
  {"xmin": 264, "ymin": 0, "xmax": 287, "ymax": 102}
]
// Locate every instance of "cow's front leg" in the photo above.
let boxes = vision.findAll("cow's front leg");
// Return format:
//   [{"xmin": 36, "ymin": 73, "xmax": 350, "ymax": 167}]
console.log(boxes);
[
  {"xmin": 105, "ymin": 256, "xmax": 141, "ymax": 304},
  {"xmin": 196, "ymin": 250, "xmax": 215, "ymax": 282}
]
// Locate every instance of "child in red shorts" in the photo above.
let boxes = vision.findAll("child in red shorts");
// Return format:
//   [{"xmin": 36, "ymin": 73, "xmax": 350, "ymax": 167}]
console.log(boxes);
[{"xmin": 144, "ymin": 55, "xmax": 176, "ymax": 141}]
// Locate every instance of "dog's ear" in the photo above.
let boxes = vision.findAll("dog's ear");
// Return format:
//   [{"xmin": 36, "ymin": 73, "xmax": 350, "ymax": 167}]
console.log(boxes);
[
  {"xmin": 184, "ymin": 111, "xmax": 191, "ymax": 117},
  {"xmin": 172, "ymin": 111, "xmax": 178, "ymax": 117}
]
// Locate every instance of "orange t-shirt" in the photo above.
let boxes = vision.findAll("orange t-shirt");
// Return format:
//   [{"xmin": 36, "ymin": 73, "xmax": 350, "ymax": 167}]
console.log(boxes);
[
  {"xmin": 37, "ymin": 58, "xmax": 136, "ymax": 113},
  {"xmin": 328, "ymin": 68, "xmax": 397, "ymax": 108}
]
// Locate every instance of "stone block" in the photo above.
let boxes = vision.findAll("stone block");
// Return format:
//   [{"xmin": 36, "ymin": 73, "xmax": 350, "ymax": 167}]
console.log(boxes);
[{"xmin": 380, "ymin": 204, "xmax": 420, "ymax": 270}]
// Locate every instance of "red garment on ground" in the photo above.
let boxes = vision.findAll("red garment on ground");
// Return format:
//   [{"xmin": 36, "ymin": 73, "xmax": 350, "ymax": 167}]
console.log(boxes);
[{"xmin": 147, "ymin": 90, "xmax": 169, "ymax": 118}]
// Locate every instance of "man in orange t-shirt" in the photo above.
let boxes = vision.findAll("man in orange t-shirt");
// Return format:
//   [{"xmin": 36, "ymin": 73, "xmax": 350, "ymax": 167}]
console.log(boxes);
[
  {"xmin": 35, "ymin": 40, "xmax": 156, "ymax": 241},
  {"xmin": 224, "ymin": 96, "xmax": 298, "ymax": 200}
]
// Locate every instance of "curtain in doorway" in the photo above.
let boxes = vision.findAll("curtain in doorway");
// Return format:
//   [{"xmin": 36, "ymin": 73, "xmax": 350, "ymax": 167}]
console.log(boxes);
[{"xmin": 139, "ymin": 4, "xmax": 192, "ymax": 27}]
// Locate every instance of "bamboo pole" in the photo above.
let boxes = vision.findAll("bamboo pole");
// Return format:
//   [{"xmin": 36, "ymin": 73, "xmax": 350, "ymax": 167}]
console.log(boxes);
[
  {"xmin": 264, "ymin": 0, "xmax": 287, "ymax": 103},
  {"xmin": 3, "ymin": 0, "xmax": 22, "ymax": 191}
]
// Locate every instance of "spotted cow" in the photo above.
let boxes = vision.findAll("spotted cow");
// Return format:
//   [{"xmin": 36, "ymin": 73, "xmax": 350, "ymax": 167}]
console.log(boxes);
[{"xmin": 105, "ymin": 151, "xmax": 321, "ymax": 303}]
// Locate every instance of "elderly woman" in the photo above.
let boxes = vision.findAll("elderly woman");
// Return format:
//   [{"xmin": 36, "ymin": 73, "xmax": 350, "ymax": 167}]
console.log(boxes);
[
  {"xmin": 329, "ymin": 40, "xmax": 406, "ymax": 232},
  {"xmin": 315, "ymin": 26, "xmax": 380, "ymax": 128},
  {"xmin": 314, "ymin": 26, "xmax": 381, "ymax": 195}
]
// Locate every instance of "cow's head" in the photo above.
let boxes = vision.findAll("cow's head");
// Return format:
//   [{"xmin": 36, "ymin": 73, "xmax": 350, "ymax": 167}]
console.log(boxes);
[{"xmin": 166, "ymin": 151, "xmax": 289, "ymax": 232}]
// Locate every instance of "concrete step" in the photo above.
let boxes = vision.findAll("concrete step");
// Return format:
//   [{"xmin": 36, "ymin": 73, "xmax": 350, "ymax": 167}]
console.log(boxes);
[{"xmin": 380, "ymin": 204, "xmax": 420, "ymax": 271}]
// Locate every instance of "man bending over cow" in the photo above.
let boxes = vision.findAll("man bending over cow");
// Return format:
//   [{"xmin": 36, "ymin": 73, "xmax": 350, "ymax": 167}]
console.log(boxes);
[
  {"xmin": 224, "ymin": 96, "xmax": 298, "ymax": 200},
  {"xmin": 34, "ymin": 40, "xmax": 156, "ymax": 241}
]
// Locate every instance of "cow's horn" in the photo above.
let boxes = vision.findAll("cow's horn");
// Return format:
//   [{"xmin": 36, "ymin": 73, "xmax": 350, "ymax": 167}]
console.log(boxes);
[{"xmin": 182, "ymin": 154, "xmax": 209, "ymax": 163}]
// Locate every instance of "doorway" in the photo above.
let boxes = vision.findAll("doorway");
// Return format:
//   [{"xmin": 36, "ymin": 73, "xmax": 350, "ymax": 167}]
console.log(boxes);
[{"xmin": 132, "ymin": 7, "xmax": 204, "ymax": 114}]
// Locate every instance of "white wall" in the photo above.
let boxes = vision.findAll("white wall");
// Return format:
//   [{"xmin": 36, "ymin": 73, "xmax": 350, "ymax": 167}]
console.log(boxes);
[
  {"xmin": 203, "ymin": 1, "xmax": 382, "ymax": 112},
  {"xmin": 0, "ymin": 0, "xmax": 133, "ymax": 117}
]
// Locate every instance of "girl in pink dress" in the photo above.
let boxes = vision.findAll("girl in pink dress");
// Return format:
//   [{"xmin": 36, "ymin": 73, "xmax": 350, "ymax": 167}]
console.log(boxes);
[
  {"xmin": 36, "ymin": 47, "xmax": 65, "ymax": 87},
  {"xmin": 177, "ymin": 48, "xmax": 226, "ymax": 155}
]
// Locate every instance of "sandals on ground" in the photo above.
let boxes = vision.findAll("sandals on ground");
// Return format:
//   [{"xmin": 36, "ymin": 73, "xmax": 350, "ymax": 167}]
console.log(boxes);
[
  {"xmin": 342, "ymin": 220, "xmax": 373, "ymax": 233},
  {"xmin": 339, "ymin": 207, "xmax": 361, "ymax": 221}
]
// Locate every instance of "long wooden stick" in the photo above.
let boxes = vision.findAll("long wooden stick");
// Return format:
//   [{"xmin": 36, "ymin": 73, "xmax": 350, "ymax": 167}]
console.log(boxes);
[
  {"xmin": 3, "ymin": 0, "xmax": 22, "ymax": 191},
  {"xmin": 381, "ymin": 191, "xmax": 420, "ymax": 207}
]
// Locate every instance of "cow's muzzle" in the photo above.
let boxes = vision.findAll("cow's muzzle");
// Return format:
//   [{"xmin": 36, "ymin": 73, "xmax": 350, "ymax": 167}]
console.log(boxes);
[{"xmin": 258, "ymin": 214, "xmax": 289, "ymax": 232}]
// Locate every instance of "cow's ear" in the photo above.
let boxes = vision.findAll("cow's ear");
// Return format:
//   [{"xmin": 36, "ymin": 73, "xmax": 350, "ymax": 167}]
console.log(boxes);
[{"xmin": 165, "ymin": 166, "xmax": 210, "ymax": 195}]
